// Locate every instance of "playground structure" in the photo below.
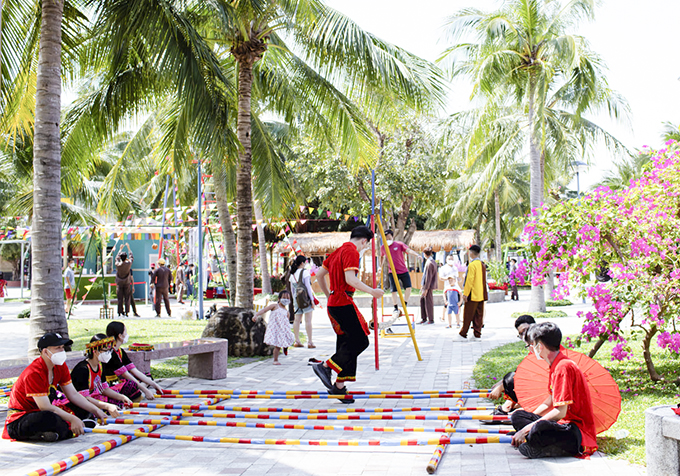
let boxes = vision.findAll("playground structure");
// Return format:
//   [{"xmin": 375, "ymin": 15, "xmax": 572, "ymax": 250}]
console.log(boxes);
[{"xmin": 21, "ymin": 387, "xmax": 503, "ymax": 476}]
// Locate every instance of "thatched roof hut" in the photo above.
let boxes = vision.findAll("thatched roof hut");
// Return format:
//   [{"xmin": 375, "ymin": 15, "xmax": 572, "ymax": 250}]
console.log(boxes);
[{"xmin": 276, "ymin": 230, "xmax": 476, "ymax": 256}]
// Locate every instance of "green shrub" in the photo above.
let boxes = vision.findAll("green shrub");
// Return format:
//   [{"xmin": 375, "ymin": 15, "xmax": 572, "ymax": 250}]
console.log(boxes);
[
  {"xmin": 510, "ymin": 310, "xmax": 568, "ymax": 319},
  {"xmin": 546, "ymin": 299, "xmax": 573, "ymax": 307},
  {"xmin": 17, "ymin": 308, "xmax": 30, "ymax": 319}
]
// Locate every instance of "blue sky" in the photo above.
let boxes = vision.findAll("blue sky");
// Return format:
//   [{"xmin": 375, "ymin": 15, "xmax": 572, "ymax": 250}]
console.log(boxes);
[{"xmin": 325, "ymin": 0, "xmax": 680, "ymax": 188}]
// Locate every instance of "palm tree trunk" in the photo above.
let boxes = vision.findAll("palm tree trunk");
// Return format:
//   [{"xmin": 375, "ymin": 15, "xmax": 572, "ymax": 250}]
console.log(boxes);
[
  {"xmin": 527, "ymin": 76, "xmax": 546, "ymax": 312},
  {"xmin": 494, "ymin": 187, "xmax": 502, "ymax": 261},
  {"xmin": 29, "ymin": 0, "xmax": 68, "ymax": 357},
  {"xmin": 234, "ymin": 60, "xmax": 255, "ymax": 309},
  {"xmin": 212, "ymin": 159, "xmax": 237, "ymax": 304},
  {"xmin": 253, "ymin": 197, "xmax": 271, "ymax": 295},
  {"xmin": 545, "ymin": 268, "xmax": 555, "ymax": 301}
]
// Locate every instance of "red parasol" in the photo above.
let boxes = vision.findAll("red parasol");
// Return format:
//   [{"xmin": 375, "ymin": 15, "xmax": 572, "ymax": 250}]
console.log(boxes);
[{"xmin": 514, "ymin": 348, "xmax": 621, "ymax": 434}]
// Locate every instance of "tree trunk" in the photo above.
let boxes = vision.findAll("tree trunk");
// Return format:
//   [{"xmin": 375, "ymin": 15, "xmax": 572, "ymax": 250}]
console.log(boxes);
[
  {"xmin": 253, "ymin": 197, "xmax": 271, "ymax": 295},
  {"xmin": 394, "ymin": 197, "xmax": 413, "ymax": 243},
  {"xmin": 642, "ymin": 326, "xmax": 663, "ymax": 381},
  {"xmin": 29, "ymin": 0, "xmax": 67, "ymax": 357},
  {"xmin": 232, "ymin": 30, "xmax": 266, "ymax": 309},
  {"xmin": 587, "ymin": 336, "xmax": 607, "ymax": 359},
  {"xmin": 527, "ymin": 76, "xmax": 546, "ymax": 312},
  {"xmin": 494, "ymin": 187, "xmax": 502, "ymax": 261},
  {"xmin": 234, "ymin": 59, "xmax": 255, "ymax": 309},
  {"xmin": 545, "ymin": 268, "xmax": 555, "ymax": 300},
  {"xmin": 212, "ymin": 159, "xmax": 237, "ymax": 304}
]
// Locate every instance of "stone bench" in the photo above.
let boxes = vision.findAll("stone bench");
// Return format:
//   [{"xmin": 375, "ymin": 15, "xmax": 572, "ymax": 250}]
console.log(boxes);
[
  {"xmin": 646, "ymin": 405, "xmax": 680, "ymax": 475},
  {"xmin": 0, "ymin": 352, "xmax": 85, "ymax": 379},
  {"xmin": 126, "ymin": 338, "xmax": 228, "ymax": 380}
]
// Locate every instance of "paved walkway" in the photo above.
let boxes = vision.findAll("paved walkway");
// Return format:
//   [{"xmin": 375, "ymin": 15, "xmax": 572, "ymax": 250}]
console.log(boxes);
[{"xmin": 0, "ymin": 292, "xmax": 646, "ymax": 476}]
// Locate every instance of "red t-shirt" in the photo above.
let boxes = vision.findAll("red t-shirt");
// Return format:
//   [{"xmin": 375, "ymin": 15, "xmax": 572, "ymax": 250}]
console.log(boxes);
[
  {"xmin": 549, "ymin": 352, "xmax": 598, "ymax": 453},
  {"xmin": 323, "ymin": 242, "xmax": 360, "ymax": 307},
  {"xmin": 2, "ymin": 356, "xmax": 73, "ymax": 439},
  {"xmin": 380, "ymin": 241, "xmax": 408, "ymax": 274}
]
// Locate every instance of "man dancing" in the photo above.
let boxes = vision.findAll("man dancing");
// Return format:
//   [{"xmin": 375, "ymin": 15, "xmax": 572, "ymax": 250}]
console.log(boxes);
[
  {"xmin": 312, "ymin": 226, "xmax": 384, "ymax": 404},
  {"xmin": 511, "ymin": 322, "xmax": 597, "ymax": 458}
]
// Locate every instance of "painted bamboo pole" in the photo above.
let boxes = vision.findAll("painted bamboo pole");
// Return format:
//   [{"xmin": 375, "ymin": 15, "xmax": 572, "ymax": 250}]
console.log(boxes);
[
  {"xmin": 86, "ymin": 427, "xmax": 512, "ymax": 447},
  {"xmin": 125, "ymin": 405, "xmax": 494, "ymax": 414},
  {"xmin": 105, "ymin": 417, "xmax": 513, "ymax": 434},
  {"xmin": 427, "ymin": 396, "xmax": 465, "ymax": 474},
  {"xmin": 160, "ymin": 389, "xmax": 490, "ymax": 395},
  {"xmin": 136, "ymin": 393, "xmax": 489, "ymax": 403},
  {"xmin": 123, "ymin": 411, "xmax": 508, "ymax": 421}
]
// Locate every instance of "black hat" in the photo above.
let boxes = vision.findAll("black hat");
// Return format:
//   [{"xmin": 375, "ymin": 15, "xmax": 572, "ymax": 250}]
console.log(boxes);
[{"xmin": 37, "ymin": 332, "xmax": 73, "ymax": 350}]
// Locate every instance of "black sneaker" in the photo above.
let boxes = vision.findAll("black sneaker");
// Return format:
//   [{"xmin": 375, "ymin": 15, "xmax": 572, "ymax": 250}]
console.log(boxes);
[
  {"xmin": 83, "ymin": 419, "xmax": 97, "ymax": 429},
  {"xmin": 518, "ymin": 443, "xmax": 570, "ymax": 459},
  {"xmin": 312, "ymin": 363, "xmax": 333, "ymax": 390},
  {"xmin": 30, "ymin": 432, "xmax": 59, "ymax": 442},
  {"xmin": 493, "ymin": 405, "xmax": 509, "ymax": 416},
  {"xmin": 329, "ymin": 385, "xmax": 355, "ymax": 404}
]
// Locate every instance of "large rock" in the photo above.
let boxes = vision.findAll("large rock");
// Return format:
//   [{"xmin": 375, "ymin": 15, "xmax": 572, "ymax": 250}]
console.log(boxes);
[{"xmin": 201, "ymin": 306, "xmax": 273, "ymax": 357}]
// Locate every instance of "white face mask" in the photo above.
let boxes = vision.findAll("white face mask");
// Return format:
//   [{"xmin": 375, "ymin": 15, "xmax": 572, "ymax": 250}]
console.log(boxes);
[
  {"xmin": 99, "ymin": 350, "xmax": 112, "ymax": 363},
  {"xmin": 532, "ymin": 343, "xmax": 542, "ymax": 361},
  {"xmin": 49, "ymin": 350, "xmax": 67, "ymax": 366},
  {"xmin": 280, "ymin": 299, "xmax": 291, "ymax": 306},
  {"xmin": 122, "ymin": 333, "xmax": 129, "ymax": 344},
  {"xmin": 386, "ymin": 240, "xmax": 393, "ymax": 246}
]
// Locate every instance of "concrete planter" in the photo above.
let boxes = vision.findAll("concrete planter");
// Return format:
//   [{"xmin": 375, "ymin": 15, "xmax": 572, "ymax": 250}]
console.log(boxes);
[
  {"xmin": 646, "ymin": 405, "xmax": 680, "ymax": 475},
  {"xmin": 488, "ymin": 290, "xmax": 505, "ymax": 303}
]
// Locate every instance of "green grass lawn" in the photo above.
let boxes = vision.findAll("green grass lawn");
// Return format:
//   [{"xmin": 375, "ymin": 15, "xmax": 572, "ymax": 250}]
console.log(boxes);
[{"xmin": 473, "ymin": 332, "xmax": 680, "ymax": 466}]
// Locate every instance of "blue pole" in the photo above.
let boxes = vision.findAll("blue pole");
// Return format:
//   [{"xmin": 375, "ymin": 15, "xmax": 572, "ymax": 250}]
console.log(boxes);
[{"xmin": 197, "ymin": 161, "xmax": 204, "ymax": 320}]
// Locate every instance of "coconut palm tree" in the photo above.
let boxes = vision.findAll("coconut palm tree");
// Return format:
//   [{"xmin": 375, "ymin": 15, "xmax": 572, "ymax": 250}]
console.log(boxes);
[{"xmin": 442, "ymin": 0, "xmax": 629, "ymax": 311}]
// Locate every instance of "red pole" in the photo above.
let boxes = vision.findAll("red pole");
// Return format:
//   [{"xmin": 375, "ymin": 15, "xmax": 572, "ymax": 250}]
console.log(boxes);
[{"xmin": 371, "ymin": 214, "xmax": 379, "ymax": 370}]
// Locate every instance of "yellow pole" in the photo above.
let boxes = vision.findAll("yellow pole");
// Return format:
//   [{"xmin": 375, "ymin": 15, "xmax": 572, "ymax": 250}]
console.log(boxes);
[{"xmin": 375, "ymin": 218, "xmax": 422, "ymax": 361}]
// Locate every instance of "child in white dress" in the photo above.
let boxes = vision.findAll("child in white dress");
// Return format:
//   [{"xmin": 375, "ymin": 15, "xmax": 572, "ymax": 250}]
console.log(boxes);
[{"xmin": 253, "ymin": 290, "xmax": 295, "ymax": 365}]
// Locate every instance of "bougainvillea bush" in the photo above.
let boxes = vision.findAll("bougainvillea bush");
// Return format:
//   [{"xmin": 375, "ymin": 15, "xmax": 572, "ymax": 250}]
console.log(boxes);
[{"xmin": 524, "ymin": 142, "xmax": 680, "ymax": 382}]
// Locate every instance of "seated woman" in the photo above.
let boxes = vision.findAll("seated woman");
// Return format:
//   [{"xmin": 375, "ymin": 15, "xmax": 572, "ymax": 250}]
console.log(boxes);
[
  {"xmin": 2, "ymin": 333, "xmax": 108, "ymax": 442},
  {"xmin": 103, "ymin": 321, "xmax": 163, "ymax": 401},
  {"xmin": 488, "ymin": 315, "xmax": 536, "ymax": 415},
  {"xmin": 70, "ymin": 334, "xmax": 132, "ymax": 415}
]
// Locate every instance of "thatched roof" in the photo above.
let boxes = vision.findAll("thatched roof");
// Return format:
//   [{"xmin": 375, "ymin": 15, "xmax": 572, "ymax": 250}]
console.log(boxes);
[{"xmin": 277, "ymin": 230, "xmax": 476, "ymax": 256}]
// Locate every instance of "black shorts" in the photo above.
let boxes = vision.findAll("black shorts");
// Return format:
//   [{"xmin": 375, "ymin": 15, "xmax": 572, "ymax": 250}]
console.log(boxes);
[{"xmin": 387, "ymin": 272, "xmax": 412, "ymax": 292}]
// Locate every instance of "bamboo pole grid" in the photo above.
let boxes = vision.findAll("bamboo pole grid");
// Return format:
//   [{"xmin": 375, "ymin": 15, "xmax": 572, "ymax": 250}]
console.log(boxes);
[{"xmin": 20, "ymin": 388, "xmax": 507, "ymax": 476}]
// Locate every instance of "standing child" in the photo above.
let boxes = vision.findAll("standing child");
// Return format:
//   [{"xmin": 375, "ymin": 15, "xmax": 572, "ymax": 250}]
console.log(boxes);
[
  {"xmin": 253, "ymin": 291, "xmax": 295, "ymax": 365},
  {"xmin": 103, "ymin": 321, "xmax": 163, "ymax": 401},
  {"xmin": 444, "ymin": 276, "xmax": 462, "ymax": 328}
]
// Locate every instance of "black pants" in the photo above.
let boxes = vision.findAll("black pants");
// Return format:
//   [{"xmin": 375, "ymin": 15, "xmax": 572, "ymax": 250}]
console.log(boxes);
[
  {"xmin": 511, "ymin": 284, "xmax": 519, "ymax": 300},
  {"xmin": 155, "ymin": 287, "xmax": 171, "ymax": 316},
  {"xmin": 6, "ymin": 411, "xmax": 73, "ymax": 441},
  {"xmin": 420, "ymin": 289, "xmax": 434, "ymax": 323},
  {"xmin": 117, "ymin": 282, "xmax": 131, "ymax": 315},
  {"xmin": 511, "ymin": 410, "xmax": 582, "ymax": 455},
  {"xmin": 460, "ymin": 300, "xmax": 484, "ymax": 338},
  {"xmin": 326, "ymin": 305, "xmax": 369, "ymax": 383}
]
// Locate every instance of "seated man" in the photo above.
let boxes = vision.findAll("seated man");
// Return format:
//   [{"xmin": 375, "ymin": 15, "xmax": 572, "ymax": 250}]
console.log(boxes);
[
  {"xmin": 488, "ymin": 315, "xmax": 536, "ymax": 414},
  {"xmin": 2, "ymin": 333, "xmax": 108, "ymax": 442},
  {"xmin": 511, "ymin": 322, "xmax": 597, "ymax": 458}
]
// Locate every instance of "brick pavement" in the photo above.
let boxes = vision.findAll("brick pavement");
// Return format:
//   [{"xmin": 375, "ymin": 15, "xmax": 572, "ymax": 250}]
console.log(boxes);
[{"xmin": 0, "ymin": 292, "xmax": 646, "ymax": 475}]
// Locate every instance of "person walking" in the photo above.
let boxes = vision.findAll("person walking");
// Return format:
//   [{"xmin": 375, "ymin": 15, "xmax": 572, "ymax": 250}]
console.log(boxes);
[
  {"xmin": 63, "ymin": 259, "xmax": 76, "ymax": 313},
  {"xmin": 185, "ymin": 263, "xmax": 195, "ymax": 300},
  {"xmin": 152, "ymin": 258, "xmax": 172, "ymax": 317},
  {"xmin": 148, "ymin": 262, "xmax": 156, "ymax": 310},
  {"xmin": 312, "ymin": 226, "xmax": 384, "ymax": 404},
  {"xmin": 175, "ymin": 262, "xmax": 186, "ymax": 304},
  {"xmin": 115, "ymin": 245, "xmax": 133, "ymax": 317},
  {"xmin": 418, "ymin": 247, "xmax": 438, "ymax": 324},
  {"xmin": 456, "ymin": 245, "xmax": 488, "ymax": 341},
  {"xmin": 380, "ymin": 229, "xmax": 421, "ymax": 320},
  {"xmin": 287, "ymin": 255, "xmax": 316, "ymax": 348},
  {"xmin": 509, "ymin": 258, "xmax": 519, "ymax": 301}
]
